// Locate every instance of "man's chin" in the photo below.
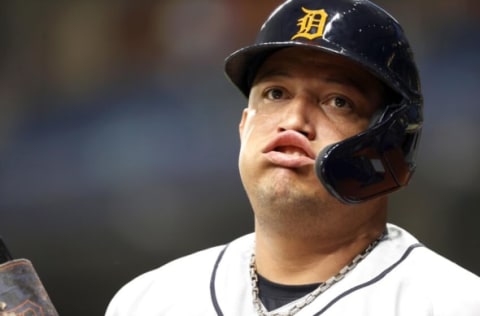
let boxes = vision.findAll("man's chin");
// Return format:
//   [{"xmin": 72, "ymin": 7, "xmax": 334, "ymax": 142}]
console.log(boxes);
[{"xmin": 254, "ymin": 178, "xmax": 332, "ymax": 209}]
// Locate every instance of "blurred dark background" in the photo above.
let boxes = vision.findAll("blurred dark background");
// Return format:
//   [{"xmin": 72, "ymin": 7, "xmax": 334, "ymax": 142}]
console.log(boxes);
[{"xmin": 0, "ymin": 0, "xmax": 479, "ymax": 315}]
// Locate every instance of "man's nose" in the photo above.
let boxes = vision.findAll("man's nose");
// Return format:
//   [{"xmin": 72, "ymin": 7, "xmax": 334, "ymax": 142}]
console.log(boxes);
[{"xmin": 277, "ymin": 96, "xmax": 317, "ymax": 140}]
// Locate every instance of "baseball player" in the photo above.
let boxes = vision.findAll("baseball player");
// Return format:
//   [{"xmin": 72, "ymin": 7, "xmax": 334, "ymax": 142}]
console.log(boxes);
[{"xmin": 106, "ymin": 0, "xmax": 480, "ymax": 315}]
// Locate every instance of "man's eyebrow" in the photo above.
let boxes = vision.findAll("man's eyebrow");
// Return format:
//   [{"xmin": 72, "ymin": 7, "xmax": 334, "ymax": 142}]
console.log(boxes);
[
  {"xmin": 253, "ymin": 69, "xmax": 292, "ymax": 84},
  {"xmin": 323, "ymin": 75, "xmax": 368, "ymax": 94},
  {"xmin": 254, "ymin": 69, "xmax": 368, "ymax": 95}
]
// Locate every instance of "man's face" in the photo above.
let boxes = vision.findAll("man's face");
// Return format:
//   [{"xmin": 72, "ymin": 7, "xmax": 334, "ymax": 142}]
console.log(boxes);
[{"xmin": 238, "ymin": 47, "xmax": 386, "ymax": 210}]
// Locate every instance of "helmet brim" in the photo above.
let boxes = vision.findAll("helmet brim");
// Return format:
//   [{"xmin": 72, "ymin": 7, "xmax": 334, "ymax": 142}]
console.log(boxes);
[
  {"xmin": 224, "ymin": 41, "xmax": 345, "ymax": 97},
  {"xmin": 224, "ymin": 39, "xmax": 419, "ymax": 103}
]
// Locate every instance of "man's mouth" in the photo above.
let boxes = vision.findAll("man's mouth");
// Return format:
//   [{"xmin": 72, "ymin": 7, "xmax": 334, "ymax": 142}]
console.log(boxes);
[
  {"xmin": 263, "ymin": 132, "xmax": 316, "ymax": 168},
  {"xmin": 274, "ymin": 146, "xmax": 309, "ymax": 157}
]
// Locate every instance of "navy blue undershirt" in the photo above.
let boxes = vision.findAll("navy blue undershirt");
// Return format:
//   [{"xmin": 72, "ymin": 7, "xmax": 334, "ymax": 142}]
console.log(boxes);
[{"xmin": 257, "ymin": 273, "xmax": 321, "ymax": 312}]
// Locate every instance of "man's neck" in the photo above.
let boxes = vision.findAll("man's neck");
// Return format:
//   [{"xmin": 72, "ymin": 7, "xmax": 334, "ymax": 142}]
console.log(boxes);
[{"xmin": 253, "ymin": 203, "xmax": 387, "ymax": 285}]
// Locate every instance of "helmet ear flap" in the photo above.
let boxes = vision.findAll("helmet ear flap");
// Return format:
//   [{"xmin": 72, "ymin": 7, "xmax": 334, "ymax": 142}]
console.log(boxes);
[{"xmin": 315, "ymin": 104, "xmax": 421, "ymax": 204}]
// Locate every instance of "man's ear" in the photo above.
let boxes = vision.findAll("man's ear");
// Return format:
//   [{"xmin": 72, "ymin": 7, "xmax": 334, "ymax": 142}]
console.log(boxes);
[{"xmin": 239, "ymin": 108, "xmax": 249, "ymax": 140}]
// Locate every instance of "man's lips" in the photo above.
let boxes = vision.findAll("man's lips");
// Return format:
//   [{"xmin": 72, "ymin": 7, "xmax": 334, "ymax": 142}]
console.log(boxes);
[{"xmin": 262, "ymin": 131, "xmax": 316, "ymax": 168}]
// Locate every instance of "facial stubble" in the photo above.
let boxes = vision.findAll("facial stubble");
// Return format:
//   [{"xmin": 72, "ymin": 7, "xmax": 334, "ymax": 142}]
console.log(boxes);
[{"xmin": 249, "ymin": 169, "xmax": 336, "ymax": 236}]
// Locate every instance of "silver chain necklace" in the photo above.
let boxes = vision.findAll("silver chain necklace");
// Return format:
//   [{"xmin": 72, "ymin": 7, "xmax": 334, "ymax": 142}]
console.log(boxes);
[{"xmin": 249, "ymin": 232, "xmax": 386, "ymax": 316}]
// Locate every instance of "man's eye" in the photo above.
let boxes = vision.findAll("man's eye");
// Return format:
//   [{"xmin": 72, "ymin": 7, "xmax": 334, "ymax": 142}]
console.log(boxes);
[
  {"xmin": 265, "ymin": 88, "xmax": 285, "ymax": 100},
  {"xmin": 326, "ymin": 96, "xmax": 351, "ymax": 109},
  {"xmin": 333, "ymin": 96, "xmax": 349, "ymax": 108}
]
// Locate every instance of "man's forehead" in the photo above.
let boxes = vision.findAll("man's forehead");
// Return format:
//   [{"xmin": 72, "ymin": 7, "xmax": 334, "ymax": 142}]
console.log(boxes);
[
  {"xmin": 254, "ymin": 47, "xmax": 378, "ymax": 88},
  {"xmin": 259, "ymin": 47, "xmax": 362, "ymax": 72},
  {"xmin": 250, "ymin": 46, "xmax": 389, "ymax": 103}
]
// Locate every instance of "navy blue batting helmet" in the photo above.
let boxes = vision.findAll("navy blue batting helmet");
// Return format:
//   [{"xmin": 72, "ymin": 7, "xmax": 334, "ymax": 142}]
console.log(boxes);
[{"xmin": 225, "ymin": 0, "xmax": 423, "ymax": 204}]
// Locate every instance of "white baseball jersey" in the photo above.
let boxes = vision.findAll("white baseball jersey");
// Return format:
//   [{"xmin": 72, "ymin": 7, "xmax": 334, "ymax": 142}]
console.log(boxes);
[{"xmin": 105, "ymin": 223, "xmax": 480, "ymax": 315}]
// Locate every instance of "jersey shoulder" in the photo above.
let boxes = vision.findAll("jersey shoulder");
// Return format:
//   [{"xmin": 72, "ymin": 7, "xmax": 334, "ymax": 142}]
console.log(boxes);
[
  {"xmin": 105, "ymin": 233, "xmax": 254, "ymax": 316},
  {"xmin": 385, "ymin": 223, "xmax": 480, "ymax": 285},
  {"xmin": 384, "ymin": 224, "xmax": 480, "ymax": 314}
]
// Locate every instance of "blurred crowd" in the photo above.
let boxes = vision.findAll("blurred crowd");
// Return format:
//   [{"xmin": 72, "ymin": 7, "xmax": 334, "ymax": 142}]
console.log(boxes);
[{"xmin": 0, "ymin": 1, "xmax": 478, "ymax": 315}]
